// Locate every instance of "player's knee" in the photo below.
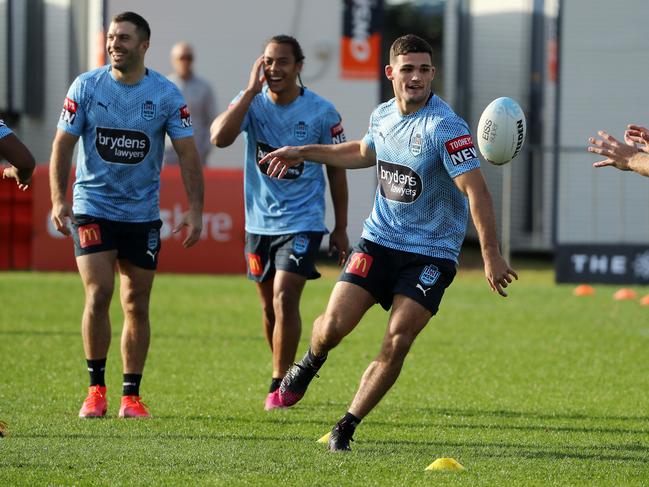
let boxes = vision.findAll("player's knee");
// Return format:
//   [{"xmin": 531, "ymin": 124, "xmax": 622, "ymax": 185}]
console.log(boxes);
[
  {"xmin": 84, "ymin": 284, "xmax": 113, "ymax": 312},
  {"xmin": 383, "ymin": 332, "xmax": 415, "ymax": 363},
  {"xmin": 273, "ymin": 288, "xmax": 300, "ymax": 316},
  {"xmin": 314, "ymin": 313, "xmax": 345, "ymax": 349},
  {"xmin": 120, "ymin": 289, "xmax": 150, "ymax": 320}
]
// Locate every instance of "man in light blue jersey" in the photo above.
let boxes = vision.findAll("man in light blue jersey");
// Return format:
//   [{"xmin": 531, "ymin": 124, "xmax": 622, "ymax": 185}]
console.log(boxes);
[
  {"xmin": 261, "ymin": 35, "xmax": 517, "ymax": 451},
  {"xmin": 210, "ymin": 35, "xmax": 349, "ymax": 411},
  {"xmin": 49, "ymin": 12, "xmax": 204, "ymax": 419},
  {"xmin": 0, "ymin": 119, "xmax": 36, "ymax": 190}
]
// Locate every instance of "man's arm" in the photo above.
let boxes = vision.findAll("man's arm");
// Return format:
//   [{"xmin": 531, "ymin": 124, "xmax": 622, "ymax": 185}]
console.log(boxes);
[
  {"xmin": 172, "ymin": 136, "xmax": 204, "ymax": 247},
  {"xmin": 1, "ymin": 133, "xmax": 36, "ymax": 189},
  {"xmin": 588, "ymin": 130, "xmax": 649, "ymax": 177},
  {"xmin": 210, "ymin": 55, "xmax": 264, "ymax": 148},
  {"xmin": 454, "ymin": 168, "xmax": 518, "ymax": 297},
  {"xmin": 261, "ymin": 140, "xmax": 376, "ymax": 178},
  {"xmin": 49, "ymin": 129, "xmax": 79, "ymax": 235},
  {"xmin": 325, "ymin": 165, "xmax": 349, "ymax": 264}
]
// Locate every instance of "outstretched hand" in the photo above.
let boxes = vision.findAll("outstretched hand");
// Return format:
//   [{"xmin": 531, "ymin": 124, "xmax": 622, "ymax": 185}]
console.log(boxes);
[
  {"xmin": 625, "ymin": 124, "xmax": 649, "ymax": 154},
  {"xmin": 2, "ymin": 165, "xmax": 31, "ymax": 190},
  {"xmin": 258, "ymin": 146, "xmax": 304, "ymax": 178},
  {"xmin": 588, "ymin": 130, "xmax": 638, "ymax": 170}
]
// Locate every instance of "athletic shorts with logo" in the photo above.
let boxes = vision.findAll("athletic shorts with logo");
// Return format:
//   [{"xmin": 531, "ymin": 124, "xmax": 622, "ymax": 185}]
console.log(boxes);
[
  {"xmin": 245, "ymin": 232, "xmax": 324, "ymax": 282},
  {"xmin": 340, "ymin": 238, "xmax": 456, "ymax": 314},
  {"xmin": 72, "ymin": 215, "xmax": 162, "ymax": 270}
]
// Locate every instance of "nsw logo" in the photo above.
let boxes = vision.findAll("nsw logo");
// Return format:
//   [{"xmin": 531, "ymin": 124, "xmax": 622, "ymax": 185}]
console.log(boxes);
[
  {"xmin": 410, "ymin": 132, "xmax": 423, "ymax": 156},
  {"xmin": 419, "ymin": 265, "xmax": 440, "ymax": 287},
  {"xmin": 293, "ymin": 234, "xmax": 310, "ymax": 255},
  {"xmin": 141, "ymin": 100, "xmax": 156, "ymax": 120},
  {"xmin": 146, "ymin": 228, "xmax": 159, "ymax": 261},
  {"xmin": 256, "ymin": 141, "xmax": 304, "ymax": 179},
  {"xmin": 294, "ymin": 121, "xmax": 308, "ymax": 141}
]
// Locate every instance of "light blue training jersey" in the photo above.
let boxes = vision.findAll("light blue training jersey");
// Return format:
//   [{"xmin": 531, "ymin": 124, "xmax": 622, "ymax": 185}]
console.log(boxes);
[
  {"xmin": 362, "ymin": 94, "xmax": 481, "ymax": 262},
  {"xmin": 235, "ymin": 86, "xmax": 346, "ymax": 235},
  {"xmin": 58, "ymin": 66, "xmax": 193, "ymax": 222},
  {"xmin": 0, "ymin": 119, "xmax": 12, "ymax": 139}
]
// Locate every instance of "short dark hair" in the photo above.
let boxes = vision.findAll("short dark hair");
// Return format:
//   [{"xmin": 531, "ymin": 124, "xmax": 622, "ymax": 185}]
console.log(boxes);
[
  {"xmin": 112, "ymin": 11, "xmax": 151, "ymax": 41},
  {"xmin": 389, "ymin": 34, "xmax": 433, "ymax": 63},
  {"xmin": 267, "ymin": 35, "xmax": 305, "ymax": 63}
]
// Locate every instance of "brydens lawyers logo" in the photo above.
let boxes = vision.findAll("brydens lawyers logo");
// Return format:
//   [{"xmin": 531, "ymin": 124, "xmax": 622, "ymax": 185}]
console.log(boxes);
[
  {"xmin": 61, "ymin": 97, "xmax": 78, "ymax": 125},
  {"xmin": 247, "ymin": 253, "xmax": 263, "ymax": 276},
  {"xmin": 345, "ymin": 252, "xmax": 373, "ymax": 278},
  {"xmin": 78, "ymin": 224, "xmax": 102, "ymax": 248},
  {"xmin": 180, "ymin": 105, "xmax": 192, "ymax": 127},
  {"xmin": 445, "ymin": 135, "xmax": 477, "ymax": 165}
]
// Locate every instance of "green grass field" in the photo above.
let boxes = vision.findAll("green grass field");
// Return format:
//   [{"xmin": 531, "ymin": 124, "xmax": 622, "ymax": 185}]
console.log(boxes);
[{"xmin": 1, "ymin": 261, "xmax": 649, "ymax": 486}]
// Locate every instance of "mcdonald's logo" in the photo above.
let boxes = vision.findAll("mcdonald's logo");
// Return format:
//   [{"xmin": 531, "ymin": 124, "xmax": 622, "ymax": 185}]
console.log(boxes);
[
  {"xmin": 78, "ymin": 224, "xmax": 102, "ymax": 248},
  {"xmin": 247, "ymin": 253, "xmax": 263, "ymax": 277},
  {"xmin": 345, "ymin": 252, "xmax": 373, "ymax": 278}
]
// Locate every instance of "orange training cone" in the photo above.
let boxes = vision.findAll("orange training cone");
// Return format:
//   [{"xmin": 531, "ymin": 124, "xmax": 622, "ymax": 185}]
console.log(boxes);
[
  {"xmin": 573, "ymin": 285, "xmax": 595, "ymax": 296},
  {"xmin": 640, "ymin": 294, "xmax": 649, "ymax": 306},
  {"xmin": 613, "ymin": 288, "xmax": 637, "ymax": 300}
]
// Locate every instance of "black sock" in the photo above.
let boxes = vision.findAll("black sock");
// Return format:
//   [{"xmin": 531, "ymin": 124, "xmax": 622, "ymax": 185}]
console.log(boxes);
[
  {"xmin": 304, "ymin": 347, "xmax": 327, "ymax": 370},
  {"xmin": 337, "ymin": 412, "xmax": 362, "ymax": 436},
  {"xmin": 87, "ymin": 358, "xmax": 106, "ymax": 387},
  {"xmin": 269, "ymin": 377, "xmax": 283, "ymax": 393},
  {"xmin": 122, "ymin": 373, "xmax": 142, "ymax": 396}
]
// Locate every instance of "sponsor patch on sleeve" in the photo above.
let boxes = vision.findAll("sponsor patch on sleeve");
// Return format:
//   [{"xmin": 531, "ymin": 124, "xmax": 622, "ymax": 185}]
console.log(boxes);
[
  {"xmin": 60, "ymin": 97, "xmax": 78, "ymax": 125},
  {"xmin": 179, "ymin": 105, "xmax": 192, "ymax": 128},
  {"xmin": 330, "ymin": 122, "xmax": 346, "ymax": 144},
  {"xmin": 444, "ymin": 135, "xmax": 477, "ymax": 165}
]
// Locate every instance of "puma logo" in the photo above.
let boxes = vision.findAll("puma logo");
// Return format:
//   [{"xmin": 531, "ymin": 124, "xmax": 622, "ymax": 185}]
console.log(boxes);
[
  {"xmin": 289, "ymin": 254, "xmax": 303, "ymax": 266},
  {"xmin": 416, "ymin": 283, "xmax": 431, "ymax": 296},
  {"xmin": 97, "ymin": 101, "xmax": 110, "ymax": 111},
  {"xmin": 379, "ymin": 131, "xmax": 386, "ymax": 143},
  {"xmin": 146, "ymin": 249, "xmax": 157, "ymax": 261}
]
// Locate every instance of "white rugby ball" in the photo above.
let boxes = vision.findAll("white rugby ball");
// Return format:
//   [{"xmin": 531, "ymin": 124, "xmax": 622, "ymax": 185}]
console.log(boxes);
[{"xmin": 477, "ymin": 97, "xmax": 527, "ymax": 165}]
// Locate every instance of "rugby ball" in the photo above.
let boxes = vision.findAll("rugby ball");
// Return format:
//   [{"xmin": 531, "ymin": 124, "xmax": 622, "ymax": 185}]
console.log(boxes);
[{"xmin": 477, "ymin": 97, "xmax": 527, "ymax": 165}]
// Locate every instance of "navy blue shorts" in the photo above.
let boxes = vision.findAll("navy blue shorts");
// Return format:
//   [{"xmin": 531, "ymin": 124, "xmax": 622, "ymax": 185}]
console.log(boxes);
[
  {"xmin": 339, "ymin": 238, "xmax": 456, "ymax": 314},
  {"xmin": 72, "ymin": 215, "xmax": 162, "ymax": 270},
  {"xmin": 245, "ymin": 231, "xmax": 324, "ymax": 282}
]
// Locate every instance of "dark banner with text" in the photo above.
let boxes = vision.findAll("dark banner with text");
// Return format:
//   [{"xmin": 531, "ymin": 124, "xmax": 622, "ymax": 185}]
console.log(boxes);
[
  {"xmin": 341, "ymin": 0, "xmax": 383, "ymax": 79},
  {"xmin": 555, "ymin": 244, "xmax": 649, "ymax": 284}
]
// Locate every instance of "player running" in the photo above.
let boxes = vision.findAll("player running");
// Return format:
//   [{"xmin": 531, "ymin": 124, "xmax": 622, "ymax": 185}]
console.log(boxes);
[
  {"xmin": 210, "ymin": 35, "xmax": 349, "ymax": 410},
  {"xmin": 49, "ymin": 11, "xmax": 204, "ymax": 418},
  {"xmin": 260, "ymin": 35, "xmax": 517, "ymax": 450}
]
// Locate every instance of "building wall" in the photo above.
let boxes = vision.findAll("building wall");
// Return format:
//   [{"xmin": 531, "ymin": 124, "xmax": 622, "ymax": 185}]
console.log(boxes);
[
  {"xmin": 106, "ymin": 0, "xmax": 378, "ymax": 244},
  {"xmin": 557, "ymin": 0, "xmax": 649, "ymax": 244}
]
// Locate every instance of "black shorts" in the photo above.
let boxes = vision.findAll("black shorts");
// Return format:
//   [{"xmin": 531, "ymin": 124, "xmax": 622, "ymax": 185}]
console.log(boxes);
[
  {"xmin": 339, "ymin": 238, "xmax": 456, "ymax": 314},
  {"xmin": 72, "ymin": 215, "xmax": 162, "ymax": 270},
  {"xmin": 245, "ymin": 231, "xmax": 324, "ymax": 282}
]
